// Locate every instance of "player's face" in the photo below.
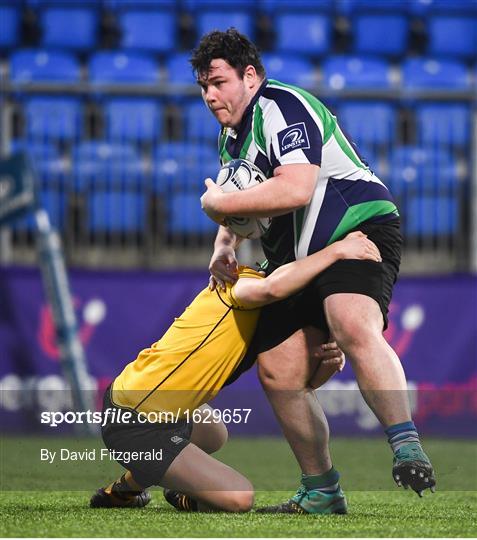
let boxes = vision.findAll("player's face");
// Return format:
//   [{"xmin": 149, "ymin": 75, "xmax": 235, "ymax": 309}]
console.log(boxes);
[{"xmin": 198, "ymin": 59, "xmax": 258, "ymax": 128}]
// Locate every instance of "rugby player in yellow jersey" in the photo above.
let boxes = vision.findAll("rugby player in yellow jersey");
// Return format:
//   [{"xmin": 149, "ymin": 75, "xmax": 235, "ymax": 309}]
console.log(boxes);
[{"xmin": 90, "ymin": 231, "xmax": 380, "ymax": 513}]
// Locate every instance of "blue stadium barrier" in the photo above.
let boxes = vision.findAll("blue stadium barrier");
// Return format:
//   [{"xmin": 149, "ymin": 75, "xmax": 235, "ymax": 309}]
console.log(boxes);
[
  {"xmin": 197, "ymin": 11, "xmax": 254, "ymax": 40},
  {"xmin": 0, "ymin": 4, "xmax": 20, "ymax": 48},
  {"xmin": 167, "ymin": 52, "xmax": 196, "ymax": 84},
  {"xmin": 261, "ymin": 54, "xmax": 317, "ymax": 87},
  {"xmin": 405, "ymin": 195, "xmax": 458, "ymax": 237},
  {"xmin": 40, "ymin": 8, "xmax": 99, "ymax": 50},
  {"xmin": 104, "ymin": 98, "xmax": 163, "ymax": 142},
  {"xmin": 72, "ymin": 141, "xmax": 146, "ymax": 191},
  {"xmin": 388, "ymin": 146, "xmax": 459, "ymax": 197},
  {"xmin": 87, "ymin": 191, "xmax": 147, "ymax": 234},
  {"xmin": 337, "ymin": 102, "xmax": 397, "ymax": 147},
  {"xmin": 428, "ymin": 16, "xmax": 477, "ymax": 60},
  {"xmin": 153, "ymin": 142, "xmax": 218, "ymax": 195},
  {"xmin": 401, "ymin": 58, "xmax": 470, "ymax": 90},
  {"xmin": 10, "ymin": 50, "xmax": 80, "ymax": 83},
  {"xmin": 322, "ymin": 55, "xmax": 392, "ymax": 90},
  {"xmin": 416, "ymin": 103, "xmax": 470, "ymax": 148},
  {"xmin": 89, "ymin": 51, "xmax": 159, "ymax": 85},
  {"xmin": 275, "ymin": 14, "xmax": 331, "ymax": 55},
  {"xmin": 24, "ymin": 97, "xmax": 82, "ymax": 141},
  {"xmin": 119, "ymin": 10, "xmax": 176, "ymax": 52},
  {"xmin": 168, "ymin": 192, "xmax": 218, "ymax": 235},
  {"xmin": 354, "ymin": 15, "xmax": 409, "ymax": 57},
  {"xmin": 183, "ymin": 100, "xmax": 220, "ymax": 142}
]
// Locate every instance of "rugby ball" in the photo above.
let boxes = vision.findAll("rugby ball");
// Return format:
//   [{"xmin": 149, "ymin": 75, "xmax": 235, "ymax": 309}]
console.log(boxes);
[{"xmin": 215, "ymin": 159, "xmax": 272, "ymax": 239}]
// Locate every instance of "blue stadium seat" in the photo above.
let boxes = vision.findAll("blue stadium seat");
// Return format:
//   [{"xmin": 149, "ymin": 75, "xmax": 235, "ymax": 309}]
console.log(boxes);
[
  {"xmin": 405, "ymin": 195, "xmax": 458, "ymax": 237},
  {"xmin": 184, "ymin": 0, "xmax": 257, "ymax": 9},
  {"xmin": 11, "ymin": 140, "xmax": 60, "ymax": 161},
  {"xmin": 401, "ymin": 58, "xmax": 470, "ymax": 90},
  {"xmin": 388, "ymin": 146, "xmax": 459, "ymax": 197},
  {"xmin": 409, "ymin": 0, "xmax": 477, "ymax": 15},
  {"xmin": 354, "ymin": 15, "xmax": 408, "ymax": 56},
  {"xmin": 197, "ymin": 11, "xmax": 254, "ymax": 39},
  {"xmin": 275, "ymin": 14, "xmax": 331, "ymax": 55},
  {"xmin": 24, "ymin": 98, "xmax": 82, "ymax": 140},
  {"xmin": 428, "ymin": 16, "xmax": 477, "ymax": 60},
  {"xmin": 167, "ymin": 52, "xmax": 196, "ymax": 84},
  {"xmin": 355, "ymin": 145, "xmax": 388, "ymax": 180},
  {"xmin": 87, "ymin": 191, "xmax": 147, "ymax": 234},
  {"xmin": 105, "ymin": 0, "xmax": 176, "ymax": 9},
  {"xmin": 261, "ymin": 54, "xmax": 317, "ymax": 87},
  {"xmin": 89, "ymin": 51, "xmax": 159, "ymax": 85},
  {"xmin": 73, "ymin": 141, "xmax": 146, "ymax": 191},
  {"xmin": 338, "ymin": 0, "xmax": 409, "ymax": 14},
  {"xmin": 40, "ymin": 8, "xmax": 98, "ymax": 50},
  {"xmin": 153, "ymin": 142, "xmax": 218, "ymax": 195},
  {"xmin": 104, "ymin": 99, "xmax": 162, "ymax": 142},
  {"xmin": 416, "ymin": 103, "xmax": 470, "ymax": 147},
  {"xmin": 168, "ymin": 192, "xmax": 218, "ymax": 235},
  {"xmin": 337, "ymin": 102, "xmax": 397, "ymax": 147},
  {"xmin": 183, "ymin": 100, "xmax": 220, "ymax": 142},
  {"xmin": 0, "ymin": 5, "xmax": 20, "ymax": 48},
  {"xmin": 119, "ymin": 10, "xmax": 175, "ymax": 52},
  {"xmin": 261, "ymin": 0, "xmax": 333, "ymax": 11},
  {"xmin": 322, "ymin": 55, "xmax": 392, "ymax": 90},
  {"xmin": 10, "ymin": 50, "xmax": 80, "ymax": 83}
]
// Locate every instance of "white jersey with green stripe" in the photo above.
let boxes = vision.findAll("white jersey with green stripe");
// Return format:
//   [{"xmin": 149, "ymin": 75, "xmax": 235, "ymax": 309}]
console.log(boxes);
[{"xmin": 218, "ymin": 78, "xmax": 399, "ymax": 270}]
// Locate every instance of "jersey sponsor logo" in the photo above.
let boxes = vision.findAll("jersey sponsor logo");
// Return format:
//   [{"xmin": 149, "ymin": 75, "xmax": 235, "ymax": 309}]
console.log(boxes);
[
  {"xmin": 170, "ymin": 436, "xmax": 183, "ymax": 444},
  {"xmin": 278, "ymin": 122, "xmax": 310, "ymax": 156}
]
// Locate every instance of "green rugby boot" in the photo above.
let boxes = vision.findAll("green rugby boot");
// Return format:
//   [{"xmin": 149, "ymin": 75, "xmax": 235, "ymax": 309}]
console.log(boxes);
[
  {"xmin": 392, "ymin": 442, "xmax": 436, "ymax": 497},
  {"xmin": 256, "ymin": 485, "xmax": 347, "ymax": 514}
]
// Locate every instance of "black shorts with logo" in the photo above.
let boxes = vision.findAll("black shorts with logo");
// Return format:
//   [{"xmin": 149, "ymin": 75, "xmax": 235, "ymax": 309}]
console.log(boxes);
[
  {"xmin": 100, "ymin": 386, "xmax": 192, "ymax": 488},
  {"xmin": 225, "ymin": 219, "xmax": 402, "ymax": 385}
]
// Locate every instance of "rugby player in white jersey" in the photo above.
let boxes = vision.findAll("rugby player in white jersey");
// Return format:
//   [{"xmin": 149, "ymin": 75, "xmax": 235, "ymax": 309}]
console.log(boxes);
[{"xmin": 194, "ymin": 28, "xmax": 435, "ymax": 513}]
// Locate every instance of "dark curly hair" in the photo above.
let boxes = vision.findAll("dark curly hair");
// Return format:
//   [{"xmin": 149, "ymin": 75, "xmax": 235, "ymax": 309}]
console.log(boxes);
[{"xmin": 190, "ymin": 28, "xmax": 266, "ymax": 81}]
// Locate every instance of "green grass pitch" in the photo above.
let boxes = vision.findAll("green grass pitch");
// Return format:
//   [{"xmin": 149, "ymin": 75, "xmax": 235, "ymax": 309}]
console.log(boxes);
[{"xmin": 1, "ymin": 436, "xmax": 476, "ymax": 537}]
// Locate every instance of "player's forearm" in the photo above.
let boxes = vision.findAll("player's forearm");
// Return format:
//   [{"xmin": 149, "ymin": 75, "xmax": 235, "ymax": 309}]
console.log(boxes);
[
  {"xmin": 214, "ymin": 225, "xmax": 243, "ymax": 250},
  {"xmin": 265, "ymin": 243, "xmax": 342, "ymax": 301},
  {"xmin": 214, "ymin": 175, "xmax": 311, "ymax": 218}
]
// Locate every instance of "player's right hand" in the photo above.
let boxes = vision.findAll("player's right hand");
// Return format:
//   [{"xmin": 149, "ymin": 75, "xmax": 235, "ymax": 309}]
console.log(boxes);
[
  {"xmin": 209, "ymin": 245, "xmax": 238, "ymax": 291},
  {"xmin": 337, "ymin": 231, "xmax": 382, "ymax": 262}
]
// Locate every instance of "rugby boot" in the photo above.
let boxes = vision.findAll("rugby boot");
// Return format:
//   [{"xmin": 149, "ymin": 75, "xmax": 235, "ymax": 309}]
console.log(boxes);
[
  {"xmin": 392, "ymin": 442, "xmax": 436, "ymax": 496},
  {"xmin": 90, "ymin": 481, "xmax": 151, "ymax": 508},
  {"xmin": 256, "ymin": 484, "xmax": 347, "ymax": 514},
  {"xmin": 163, "ymin": 488, "xmax": 198, "ymax": 512}
]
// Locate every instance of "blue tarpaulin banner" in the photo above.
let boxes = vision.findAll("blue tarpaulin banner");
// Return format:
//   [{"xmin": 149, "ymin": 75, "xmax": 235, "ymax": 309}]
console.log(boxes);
[{"xmin": 1, "ymin": 267, "xmax": 476, "ymax": 436}]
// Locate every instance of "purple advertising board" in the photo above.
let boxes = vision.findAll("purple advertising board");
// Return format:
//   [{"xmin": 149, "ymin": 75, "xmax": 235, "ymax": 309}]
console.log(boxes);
[{"xmin": 0, "ymin": 267, "xmax": 476, "ymax": 436}]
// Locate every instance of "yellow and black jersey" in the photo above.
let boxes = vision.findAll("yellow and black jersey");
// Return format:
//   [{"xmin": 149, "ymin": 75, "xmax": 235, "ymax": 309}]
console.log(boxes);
[{"xmin": 111, "ymin": 266, "xmax": 263, "ymax": 418}]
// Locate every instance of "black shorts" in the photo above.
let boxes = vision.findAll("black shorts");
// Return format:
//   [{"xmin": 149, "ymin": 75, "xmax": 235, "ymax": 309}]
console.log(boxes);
[
  {"xmin": 228, "ymin": 219, "xmax": 402, "ymax": 382},
  {"xmin": 100, "ymin": 386, "xmax": 192, "ymax": 488}
]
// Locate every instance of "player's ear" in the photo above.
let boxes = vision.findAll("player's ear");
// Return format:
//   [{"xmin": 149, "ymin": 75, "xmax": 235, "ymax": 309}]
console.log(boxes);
[{"xmin": 243, "ymin": 65, "xmax": 258, "ymax": 88}]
